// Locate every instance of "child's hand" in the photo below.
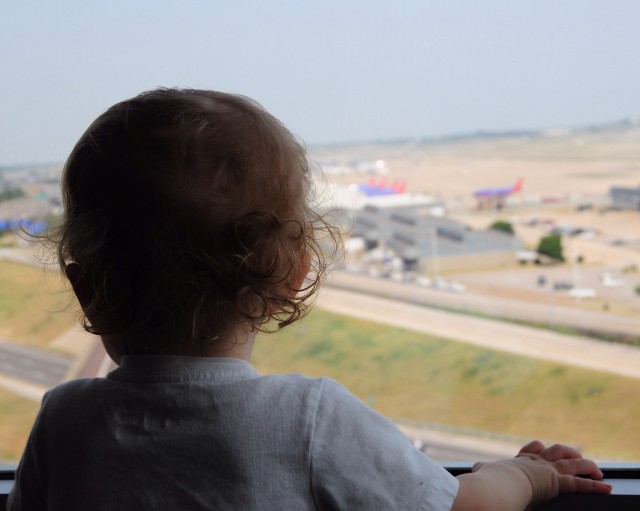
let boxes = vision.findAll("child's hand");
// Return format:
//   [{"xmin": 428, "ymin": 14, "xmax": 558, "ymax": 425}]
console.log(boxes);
[
  {"xmin": 507, "ymin": 440, "xmax": 612, "ymax": 505},
  {"xmin": 471, "ymin": 440, "xmax": 612, "ymax": 509},
  {"xmin": 454, "ymin": 440, "xmax": 612, "ymax": 511}
]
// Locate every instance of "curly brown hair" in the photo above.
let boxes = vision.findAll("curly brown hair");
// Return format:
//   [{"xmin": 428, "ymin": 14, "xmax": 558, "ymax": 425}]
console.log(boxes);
[{"xmin": 55, "ymin": 88, "xmax": 339, "ymax": 355}]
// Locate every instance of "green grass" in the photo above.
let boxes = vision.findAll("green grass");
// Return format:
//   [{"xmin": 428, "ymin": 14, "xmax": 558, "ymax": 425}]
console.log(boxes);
[
  {"xmin": 1, "ymin": 256, "xmax": 639, "ymax": 462},
  {"xmin": 255, "ymin": 308, "xmax": 640, "ymax": 460},
  {"xmin": 0, "ymin": 259, "xmax": 78, "ymax": 462},
  {"xmin": 0, "ymin": 388, "xmax": 40, "ymax": 461},
  {"xmin": 0, "ymin": 259, "xmax": 77, "ymax": 349}
]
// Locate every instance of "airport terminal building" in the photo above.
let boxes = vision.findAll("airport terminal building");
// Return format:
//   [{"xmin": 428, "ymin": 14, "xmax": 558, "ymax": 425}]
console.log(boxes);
[
  {"xmin": 351, "ymin": 202, "xmax": 522, "ymax": 273},
  {"xmin": 610, "ymin": 185, "xmax": 640, "ymax": 211}
]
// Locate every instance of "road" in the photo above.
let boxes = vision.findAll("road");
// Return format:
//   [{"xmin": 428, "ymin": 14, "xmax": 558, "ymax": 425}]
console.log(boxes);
[
  {"xmin": 328, "ymin": 270, "xmax": 640, "ymax": 340},
  {"xmin": 74, "ymin": 341, "xmax": 117, "ymax": 379},
  {"xmin": 0, "ymin": 341, "xmax": 71, "ymax": 389},
  {"xmin": 316, "ymin": 285, "xmax": 640, "ymax": 379}
]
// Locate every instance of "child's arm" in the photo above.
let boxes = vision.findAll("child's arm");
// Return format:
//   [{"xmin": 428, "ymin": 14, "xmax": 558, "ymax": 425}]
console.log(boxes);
[{"xmin": 451, "ymin": 440, "xmax": 612, "ymax": 511}]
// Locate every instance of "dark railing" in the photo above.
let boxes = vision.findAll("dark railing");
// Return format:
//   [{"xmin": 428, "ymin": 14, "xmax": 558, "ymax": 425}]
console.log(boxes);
[
  {"xmin": 2, "ymin": 464, "xmax": 639, "ymax": 510},
  {"xmin": 447, "ymin": 463, "xmax": 640, "ymax": 511}
]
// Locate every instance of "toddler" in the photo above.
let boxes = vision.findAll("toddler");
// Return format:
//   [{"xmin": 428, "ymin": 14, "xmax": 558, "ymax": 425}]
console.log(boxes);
[{"xmin": 9, "ymin": 89, "xmax": 611, "ymax": 510}]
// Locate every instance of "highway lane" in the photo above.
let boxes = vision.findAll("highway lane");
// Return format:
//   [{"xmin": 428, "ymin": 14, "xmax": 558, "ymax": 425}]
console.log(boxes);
[
  {"xmin": 328, "ymin": 270, "xmax": 640, "ymax": 340},
  {"xmin": 0, "ymin": 341, "xmax": 71, "ymax": 388}
]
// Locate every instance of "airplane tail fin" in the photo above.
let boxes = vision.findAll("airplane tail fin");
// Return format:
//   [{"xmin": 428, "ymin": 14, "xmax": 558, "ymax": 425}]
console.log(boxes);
[{"xmin": 512, "ymin": 178, "xmax": 524, "ymax": 193}]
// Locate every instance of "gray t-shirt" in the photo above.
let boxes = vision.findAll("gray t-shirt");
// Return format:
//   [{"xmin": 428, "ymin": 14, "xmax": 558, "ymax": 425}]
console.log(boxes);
[{"xmin": 9, "ymin": 355, "xmax": 459, "ymax": 510}]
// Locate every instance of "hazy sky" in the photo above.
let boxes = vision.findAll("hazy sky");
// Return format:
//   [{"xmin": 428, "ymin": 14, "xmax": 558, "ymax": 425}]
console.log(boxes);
[{"xmin": 1, "ymin": 0, "xmax": 639, "ymax": 165}]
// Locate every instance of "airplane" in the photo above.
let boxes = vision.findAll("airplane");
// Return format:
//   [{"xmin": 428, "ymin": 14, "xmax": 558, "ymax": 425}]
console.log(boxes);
[
  {"xmin": 474, "ymin": 178, "xmax": 523, "ymax": 198},
  {"xmin": 357, "ymin": 178, "xmax": 407, "ymax": 197},
  {"xmin": 473, "ymin": 178, "xmax": 523, "ymax": 209}
]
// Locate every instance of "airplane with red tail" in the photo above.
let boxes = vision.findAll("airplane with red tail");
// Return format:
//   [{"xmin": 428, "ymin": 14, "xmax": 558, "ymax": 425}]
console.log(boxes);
[
  {"xmin": 474, "ymin": 178, "xmax": 523, "ymax": 198},
  {"xmin": 473, "ymin": 178, "xmax": 523, "ymax": 209},
  {"xmin": 357, "ymin": 178, "xmax": 408, "ymax": 197}
]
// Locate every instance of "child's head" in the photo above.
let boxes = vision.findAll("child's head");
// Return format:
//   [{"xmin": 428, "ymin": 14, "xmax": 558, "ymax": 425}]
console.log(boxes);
[{"xmin": 56, "ymin": 88, "xmax": 336, "ymax": 357}]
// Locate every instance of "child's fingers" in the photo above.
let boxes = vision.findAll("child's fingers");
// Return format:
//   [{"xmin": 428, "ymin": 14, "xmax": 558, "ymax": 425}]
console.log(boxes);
[
  {"xmin": 471, "ymin": 461, "xmax": 486, "ymax": 472},
  {"xmin": 539, "ymin": 443, "xmax": 583, "ymax": 461},
  {"xmin": 517, "ymin": 439, "xmax": 545, "ymax": 456},
  {"xmin": 558, "ymin": 474, "xmax": 612, "ymax": 494},
  {"xmin": 553, "ymin": 458, "xmax": 604, "ymax": 480}
]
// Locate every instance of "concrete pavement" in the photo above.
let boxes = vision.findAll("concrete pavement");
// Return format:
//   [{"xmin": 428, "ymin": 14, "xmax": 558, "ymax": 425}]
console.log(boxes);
[
  {"xmin": 328, "ymin": 270, "xmax": 640, "ymax": 340},
  {"xmin": 316, "ymin": 286, "xmax": 640, "ymax": 379}
]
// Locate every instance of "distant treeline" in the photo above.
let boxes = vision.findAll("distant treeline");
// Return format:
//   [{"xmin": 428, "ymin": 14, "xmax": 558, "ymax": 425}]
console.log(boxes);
[
  {"xmin": 0, "ymin": 188, "xmax": 25, "ymax": 203},
  {"xmin": 308, "ymin": 117, "xmax": 639, "ymax": 149}
]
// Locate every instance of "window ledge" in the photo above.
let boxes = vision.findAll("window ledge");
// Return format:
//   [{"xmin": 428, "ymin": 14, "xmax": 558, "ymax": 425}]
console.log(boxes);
[
  {"xmin": 1, "ymin": 464, "xmax": 639, "ymax": 509},
  {"xmin": 446, "ymin": 462, "xmax": 640, "ymax": 510}
]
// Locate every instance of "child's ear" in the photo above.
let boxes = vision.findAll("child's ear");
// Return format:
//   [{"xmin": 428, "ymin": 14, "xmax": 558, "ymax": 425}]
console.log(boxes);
[
  {"xmin": 65, "ymin": 263, "xmax": 93, "ymax": 313},
  {"xmin": 287, "ymin": 250, "xmax": 311, "ymax": 298},
  {"xmin": 269, "ymin": 252, "xmax": 311, "ymax": 314}
]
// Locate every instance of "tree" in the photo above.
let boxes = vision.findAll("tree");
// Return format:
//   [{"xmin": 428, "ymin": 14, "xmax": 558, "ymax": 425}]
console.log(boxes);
[
  {"xmin": 537, "ymin": 233, "xmax": 564, "ymax": 261},
  {"xmin": 489, "ymin": 220, "xmax": 514, "ymax": 235},
  {"xmin": 0, "ymin": 188, "xmax": 25, "ymax": 203}
]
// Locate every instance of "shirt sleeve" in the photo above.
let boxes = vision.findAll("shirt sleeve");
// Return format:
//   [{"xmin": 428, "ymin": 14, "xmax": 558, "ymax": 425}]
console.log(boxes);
[{"xmin": 309, "ymin": 378, "xmax": 459, "ymax": 511}]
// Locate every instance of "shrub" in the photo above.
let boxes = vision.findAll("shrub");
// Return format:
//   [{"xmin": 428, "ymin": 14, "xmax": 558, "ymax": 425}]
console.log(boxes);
[
  {"xmin": 537, "ymin": 233, "xmax": 564, "ymax": 261},
  {"xmin": 489, "ymin": 220, "xmax": 514, "ymax": 235}
]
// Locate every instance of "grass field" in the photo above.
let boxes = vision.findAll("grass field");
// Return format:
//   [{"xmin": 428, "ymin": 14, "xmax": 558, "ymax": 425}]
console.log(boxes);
[
  {"xmin": 1, "ymin": 259, "xmax": 639, "ymax": 462},
  {"xmin": 0, "ymin": 258, "xmax": 77, "ymax": 461},
  {"xmin": 0, "ymin": 388, "xmax": 40, "ymax": 461},
  {"xmin": 0, "ymin": 259, "xmax": 76, "ymax": 350},
  {"xmin": 254, "ymin": 308, "xmax": 640, "ymax": 460}
]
